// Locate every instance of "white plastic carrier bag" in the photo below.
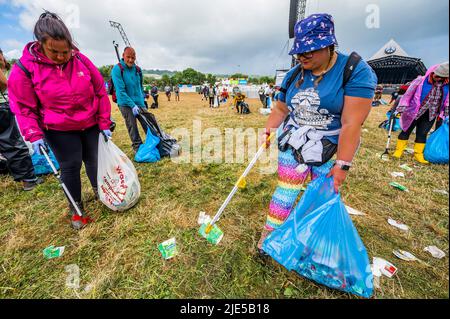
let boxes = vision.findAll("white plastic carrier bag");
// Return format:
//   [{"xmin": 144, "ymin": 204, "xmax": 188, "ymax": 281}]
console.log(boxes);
[{"xmin": 97, "ymin": 134, "xmax": 141, "ymax": 211}]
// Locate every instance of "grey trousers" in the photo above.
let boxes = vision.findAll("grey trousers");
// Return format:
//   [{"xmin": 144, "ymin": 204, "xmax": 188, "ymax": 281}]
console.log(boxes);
[{"xmin": 119, "ymin": 106, "xmax": 149, "ymax": 152}]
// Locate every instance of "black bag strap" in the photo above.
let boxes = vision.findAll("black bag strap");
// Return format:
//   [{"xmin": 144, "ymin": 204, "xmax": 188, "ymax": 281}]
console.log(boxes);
[
  {"xmin": 279, "ymin": 52, "xmax": 362, "ymax": 96},
  {"xmin": 279, "ymin": 64, "xmax": 302, "ymax": 95},
  {"xmin": 343, "ymin": 51, "xmax": 362, "ymax": 87},
  {"xmin": 16, "ymin": 59, "xmax": 32, "ymax": 79}
]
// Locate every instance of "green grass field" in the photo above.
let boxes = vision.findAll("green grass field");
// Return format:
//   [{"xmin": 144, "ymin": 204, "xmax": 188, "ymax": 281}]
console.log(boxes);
[{"xmin": 0, "ymin": 93, "xmax": 448, "ymax": 299}]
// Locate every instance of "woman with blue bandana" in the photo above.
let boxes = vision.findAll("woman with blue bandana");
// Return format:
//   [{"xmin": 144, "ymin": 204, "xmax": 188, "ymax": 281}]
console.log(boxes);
[{"xmin": 257, "ymin": 14, "xmax": 378, "ymax": 252}]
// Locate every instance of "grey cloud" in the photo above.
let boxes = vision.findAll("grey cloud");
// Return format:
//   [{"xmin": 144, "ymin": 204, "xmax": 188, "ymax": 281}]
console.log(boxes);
[{"xmin": 8, "ymin": 0, "xmax": 450, "ymax": 75}]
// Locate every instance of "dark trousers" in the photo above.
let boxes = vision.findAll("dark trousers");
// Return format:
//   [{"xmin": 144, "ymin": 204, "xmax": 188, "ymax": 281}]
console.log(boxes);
[
  {"xmin": 151, "ymin": 94, "xmax": 159, "ymax": 108},
  {"xmin": 236, "ymin": 101, "xmax": 244, "ymax": 113},
  {"xmin": 0, "ymin": 104, "xmax": 36, "ymax": 182},
  {"xmin": 259, "ymin": 94, "xmax": 266, "ymax": 107},
  {"xmin": 209, "ymin": 97, "xmax": 214, "ymax": 107},
  {"xmin": 119, "ymin": 106, "xmax": 149, "ymax": 151},
  {"xmin": 398, "ymin": 110, "xmax": 436, "ymax": 143},
  {"xmin": 44, "ymin": 125, "xmax": 99, "ymax": 203}
]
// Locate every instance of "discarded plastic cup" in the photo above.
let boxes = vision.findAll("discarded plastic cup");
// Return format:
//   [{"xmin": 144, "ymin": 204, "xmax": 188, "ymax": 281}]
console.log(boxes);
[
  {"xmin": 43, "ymin": 245, "xmax": 65, "ymax": 259},
  {"xmin": 158, "ymin": 238, "xmax": 178, "ymax": 260}
]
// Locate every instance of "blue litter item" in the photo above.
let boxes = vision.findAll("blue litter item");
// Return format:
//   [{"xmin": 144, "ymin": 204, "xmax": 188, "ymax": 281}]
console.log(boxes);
[
  {"xmin": 262, "ymin": 176, "xmax": 373, "ymax": 298},
  {"xmin": 424, "ymin": 119, "xmax": 449, "ymax": 164},
  {"xmin": 134, "ymin": 129, "xmax": 161, "ymax": 163},
  {"xmin": 31, "ymin": 148, "xmax": 60, "ymax": 175},
  {"xmin": 380, "ymin": 111, "xmax": 401, "ymax": 132},
  {"xmin": 266, "ymin": 97, "xmax": 272, "ymax": 108}
]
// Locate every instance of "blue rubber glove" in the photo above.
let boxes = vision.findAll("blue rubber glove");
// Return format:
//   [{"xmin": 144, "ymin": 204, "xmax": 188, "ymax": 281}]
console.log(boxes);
[
  {"xmin": 32, "ymin": 139, "xmax": 47, "ymax": 156},
  {"xmin": 103, "ymin": 129, "xmax": 112, "ymax": 138},
  {"xmin": 132, "ymin": 106, "xmax": 140, "ymax": 117}
]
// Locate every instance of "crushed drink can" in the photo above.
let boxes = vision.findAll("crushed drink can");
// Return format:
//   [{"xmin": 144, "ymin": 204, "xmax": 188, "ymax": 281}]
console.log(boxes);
[
  {"xmin": 199, "ymin": 223, "xmax": 224, "ymax": 245},
  {"xmin": 43, "ymin": 245, "xmax": 65, "ymax": 260},
  {"xmin": 158, "ymin": 238, "xmax": 178, "ymax": 260}
]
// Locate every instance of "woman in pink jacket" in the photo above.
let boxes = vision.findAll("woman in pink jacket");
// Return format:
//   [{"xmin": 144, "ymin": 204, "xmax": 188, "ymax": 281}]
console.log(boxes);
[
  {"xmin": 392, "ymin": 62, "xmax": 448, "ymax": 163},
  {"xmin": 8, "ymin": 11, "xmax": 112, "ymax": 230}
]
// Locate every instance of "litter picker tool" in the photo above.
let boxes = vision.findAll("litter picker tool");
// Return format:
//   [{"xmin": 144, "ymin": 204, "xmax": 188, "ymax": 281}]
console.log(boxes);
[
  {"xmin": 381, "ymin": 111, "xmax": 397, "ymax": 160},
  {"xmin": 40, "ymin": 145, "xmax": 83, "ymax": 218},
  {"xmin": 202, "ymin": 132, "xmax": 276, "ymax": 238}
]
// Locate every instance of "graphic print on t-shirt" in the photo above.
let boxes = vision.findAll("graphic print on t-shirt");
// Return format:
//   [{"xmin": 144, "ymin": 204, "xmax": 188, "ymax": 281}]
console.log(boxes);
[{"xmin": 290, "ymin": 88, "xmax": 334, "ymax": 130}]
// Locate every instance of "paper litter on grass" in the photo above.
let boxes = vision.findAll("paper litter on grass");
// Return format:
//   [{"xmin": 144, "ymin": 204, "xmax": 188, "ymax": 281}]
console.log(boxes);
[
  {"xmin": 198, "ymin": 211, "xmax": 212, "ymax": 225},
  {"xmin": 424, "ymin": 246, "xmax": 446, "ymax": 259},
  {"xmin": 345, "ymin": 205, "xmax": 366, "ymax": 216},
  {"xmin": 391, "ymin": 172, "xmax": 405, "ymax": 178},
  {"xmin": 393, "ymin": 250, "xmax": 419, "ymax": 262},
  {"xmin": 388, "ymin": 218, "xmax": 409, "ymax": 232},
  {"xmin": 400, "ymin": 164, "xmax": 413, "ymax": 172},
  {"xmin": 158, "ymin": 238, "xmax": 178, "ymax": 260},
  {"xmin": 43, "ymin": 246, "xmax": 65, "ymax": 259},
  {"xmin": 433, "ymin": 189, "xmax": 449, "ymax": 195},
  {"xmin": 405, "ymin": 148, "xmax": 414, "ymax": 154},
  {"xmin": 372, "ymin": 257, "xmax": 398, "ymax": 279}
]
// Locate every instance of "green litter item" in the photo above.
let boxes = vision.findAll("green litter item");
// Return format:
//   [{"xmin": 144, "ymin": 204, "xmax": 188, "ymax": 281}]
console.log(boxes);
[
  {"xmin": 390, "ymin": 182, "xmax": 409, "ymax": 192},
  {"xmin": 199, "ymin": 223, "xmax": 224, "ymax": 245},
  {"xmin": 43, "ymin": 245, "xmax": 65, "ymax": 259},
  {"xmin": 399, "ymin": 164, "xmax": 413, "ymax": 172},
  {"xmin": 158, "ymin": 238, "xmax": 178, "ymax": 260}
]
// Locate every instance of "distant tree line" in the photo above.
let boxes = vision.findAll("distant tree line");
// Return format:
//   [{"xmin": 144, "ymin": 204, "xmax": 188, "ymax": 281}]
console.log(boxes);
[{"xmin": 97, "ymin": 65, "xmax": 276, "ymax": 87}]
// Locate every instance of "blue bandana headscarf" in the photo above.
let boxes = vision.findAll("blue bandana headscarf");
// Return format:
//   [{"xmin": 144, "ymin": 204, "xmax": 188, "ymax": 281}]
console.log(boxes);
[{"xmin": 289, "ymin": 13, "xmax": 338, "ymax": 55}]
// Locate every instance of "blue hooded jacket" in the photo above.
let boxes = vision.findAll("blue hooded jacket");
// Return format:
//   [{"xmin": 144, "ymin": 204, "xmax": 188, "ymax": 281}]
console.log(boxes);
[{"xmin": 111, "ymin": 60, "xmax": 145, "ymax": 108}]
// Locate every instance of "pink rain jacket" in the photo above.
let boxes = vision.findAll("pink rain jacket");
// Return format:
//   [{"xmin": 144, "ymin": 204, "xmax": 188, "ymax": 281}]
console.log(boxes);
[
  {"xmin": 8, "ymin": 42, "xmax": 111, "ymax": 142},
  {"xmin": 399, "ymin": 64, "xmax": 449, "ymax": 131}
]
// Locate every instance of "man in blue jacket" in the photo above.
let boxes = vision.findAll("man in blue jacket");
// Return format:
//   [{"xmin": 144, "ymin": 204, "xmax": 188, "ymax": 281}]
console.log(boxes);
[{"xmin": 111, "ymin": 47, "xmax": 149, "ymax": 152}]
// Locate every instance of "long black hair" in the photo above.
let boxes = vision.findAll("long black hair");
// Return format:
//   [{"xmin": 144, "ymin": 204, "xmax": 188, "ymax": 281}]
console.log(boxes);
[
  {"xmin": 33, "ymin": 10, "xmax": 74, "ymax": 49},
  {"xmin": 295, "ymin": 45, "xmax": 336, "ymax": 89}
]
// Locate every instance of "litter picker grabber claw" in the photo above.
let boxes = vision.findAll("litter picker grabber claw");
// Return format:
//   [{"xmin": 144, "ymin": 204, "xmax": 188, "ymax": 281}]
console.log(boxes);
[
  {"xmin": 381, "ymin": 111, "xmax": 397, "ymax": 160},
  {"xmin": 40, "ymin": 145, "xmax": 83, "ymax": 218},
  {"xmin": 204, "ymin": 132, "xmax": 276, "ymax": 235}
]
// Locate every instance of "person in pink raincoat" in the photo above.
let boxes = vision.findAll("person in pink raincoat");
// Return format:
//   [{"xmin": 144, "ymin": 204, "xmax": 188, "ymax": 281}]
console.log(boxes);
[
  {"xmin": 8, "ymin": 11, "xmax": 112, "ymax": 230},
  {"xmin": 392, "ymin": 62, "xmax": 449, "ymax": 164}
]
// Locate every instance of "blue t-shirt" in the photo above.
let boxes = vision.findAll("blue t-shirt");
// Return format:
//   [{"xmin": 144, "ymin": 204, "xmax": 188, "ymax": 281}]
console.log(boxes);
[
  {"xmin": 420, "ymin": 77, "xmax": 433, "ymax": 103},
  {"xmin": 279, "ymin": 52, "xmax": 378, "ymax": 143}
]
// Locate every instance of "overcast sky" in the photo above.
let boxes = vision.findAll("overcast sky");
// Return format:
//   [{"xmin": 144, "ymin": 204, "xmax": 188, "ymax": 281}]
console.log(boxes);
[{"xmin": 0, "ymin": 0, "xmax": 448, "ymax": 75}]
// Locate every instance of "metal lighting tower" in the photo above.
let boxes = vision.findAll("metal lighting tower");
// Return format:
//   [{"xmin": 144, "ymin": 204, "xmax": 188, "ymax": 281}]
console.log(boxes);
[
  {"xmin": 109, "ymin": 20, "xmax": 131, "ymax": 47},
  {"xmin": 289, "ymin": 0, "xmax": 308, "ymax": 67}
]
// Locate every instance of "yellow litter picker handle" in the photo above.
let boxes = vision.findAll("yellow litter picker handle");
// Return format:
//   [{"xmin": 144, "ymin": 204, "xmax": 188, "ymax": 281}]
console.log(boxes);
[{"xmin": 205, "ymin": 132, "xmax": 276, "ymax": 234}]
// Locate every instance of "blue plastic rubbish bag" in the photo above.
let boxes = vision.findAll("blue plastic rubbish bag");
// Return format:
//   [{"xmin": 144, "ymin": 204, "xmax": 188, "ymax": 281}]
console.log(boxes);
[
  {"xmin": 424, "ymin": 119, "xmax": 449, "ymax": 164},
  {"xmin": 386, "ymin": 111, "xmax": 401, "ymax": 132},
  {"xmin": 262, "ymin": 176, "xmax": 373, "ymax": 298},
  {"xmin": 31, "ymin": 148, "xmax": 60, "ymax": 175},
  {"xmin": 135, "ymin": 129, "xmax": 161, "ymax": 163}
]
